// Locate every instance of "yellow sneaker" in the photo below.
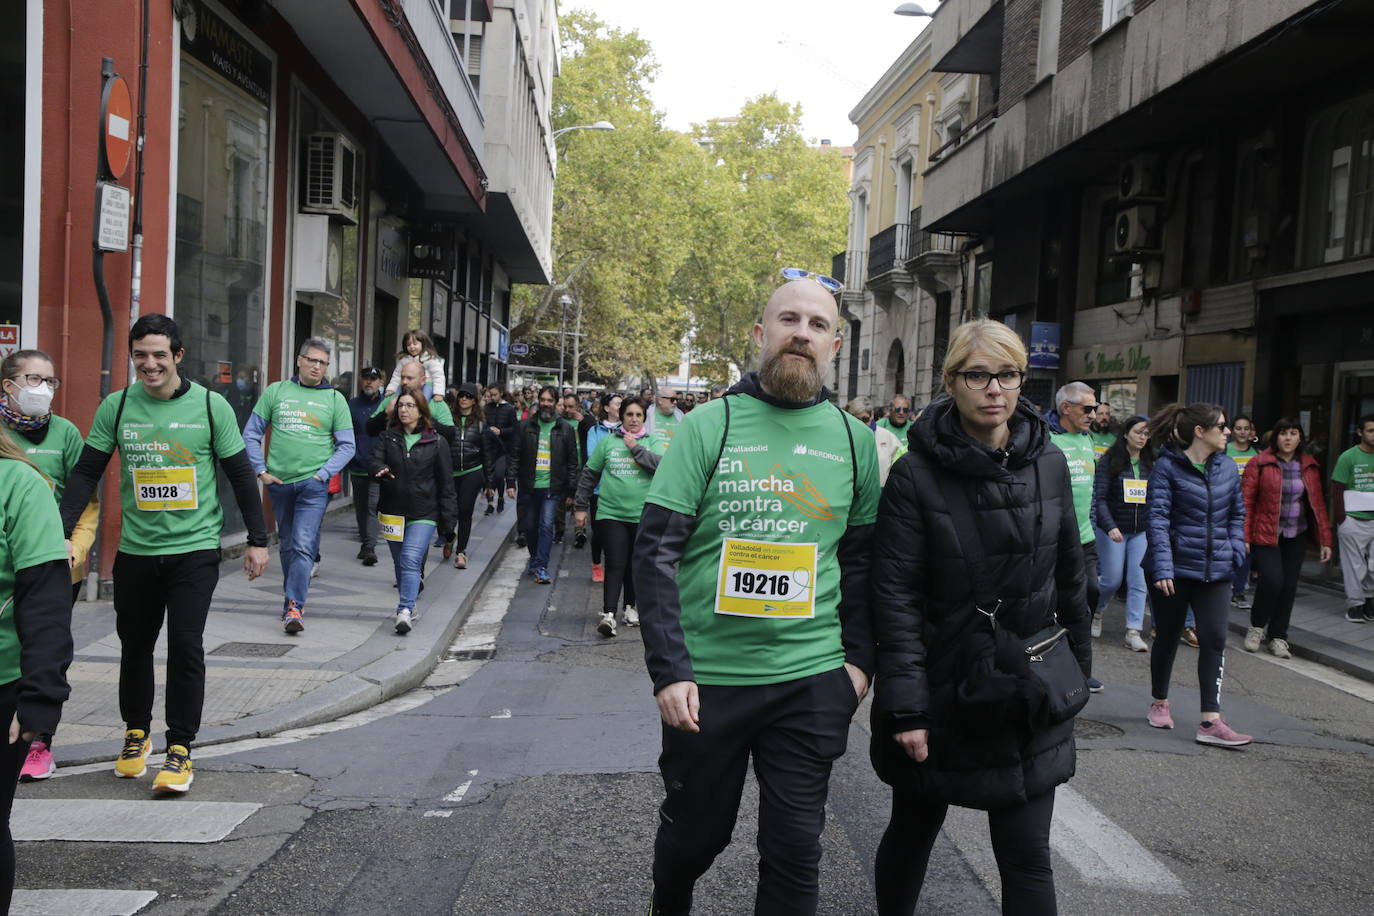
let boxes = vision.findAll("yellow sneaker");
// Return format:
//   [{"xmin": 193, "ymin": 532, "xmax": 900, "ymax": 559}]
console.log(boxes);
[
  {"xmin": 151, "ymin": 744, "xmax": 194, "ymax": 794},
  {"xmin": 114, "ymin": 729, "xmax": 151, "ymax": 778}
]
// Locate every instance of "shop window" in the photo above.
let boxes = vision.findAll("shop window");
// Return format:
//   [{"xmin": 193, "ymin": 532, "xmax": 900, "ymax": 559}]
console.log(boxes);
[
  {"xmin": 1098, "ymin": 379, "xmax": 1139, "ymax": 420},
  {"xmin": 1102, "ymin": 0, "xmax": 1132, "ymax": 30},
  {"xmin": 1186, "ymin": 362, "xmax": 1243, "ymax": 425}
]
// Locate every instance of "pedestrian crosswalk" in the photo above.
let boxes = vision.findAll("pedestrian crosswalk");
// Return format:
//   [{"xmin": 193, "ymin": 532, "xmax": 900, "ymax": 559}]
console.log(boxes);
[
  {"xmin": 10, "ymin": 889, "xmax": 159, "ymax": 916},
  {"xmin": 12, "ymin": 799, "xmax": 260, "ymax": 844}
]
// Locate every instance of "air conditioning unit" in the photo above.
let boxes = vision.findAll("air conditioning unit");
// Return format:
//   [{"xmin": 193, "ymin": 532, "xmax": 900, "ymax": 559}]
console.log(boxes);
[
  {"xmin": 1118, "ymin": 153, "xmax": 1162, "ymax": 201},
  {"xmin": 1115, "ymin": 204, "xmax": 1160, "ymax": 254},
  {"xmin": 302, "ymin": 132, "xmax": 359, "ymax": 224}
]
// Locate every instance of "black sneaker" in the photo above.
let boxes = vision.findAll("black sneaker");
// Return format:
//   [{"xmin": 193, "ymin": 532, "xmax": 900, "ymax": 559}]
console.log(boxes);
[
  {"xmin": 516, "ymin": 533, "xmax": 527, "ymax": 548},
  {"xmin": 484, "ymin": 504, "xmax": 495, "ymax": 517},
  {"xmin": 1086, "ymin": 677, "xmax": 1104, "ymax": 694},
  {"xmin": 574, "ymin": 528, "xmax": 587, "ymax": 549},
  {"xmin": 1364, "ymin": 600, "xmax": 1374, "ymax": 623},
  {"xmin": 355, "ymin": 545, "xmax": 367, "ymax": 560},
  {"xmin": 1348, "ymin": 606, "xmax": 1369, "ymax": 624},
  {"xmin": 553, "ymin": 532, "xmax": 564, "ymax": 545},
  {"xmin": 360, "ymin": 547, "xmax": 378, "ymax": 567}
]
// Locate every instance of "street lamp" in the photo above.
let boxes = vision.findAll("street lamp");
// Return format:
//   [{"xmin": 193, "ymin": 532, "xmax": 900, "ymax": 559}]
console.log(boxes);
[
  {"xmin": 557, "ymin": 294, "xmax": 572, "ymax": 389},
  {"xmin": 552, "ymin": 120, "xmax": 615, "ymax": 140},
  {"xmin": 893, "ymin": 2, "xmax": 934, "ymax": 16}
]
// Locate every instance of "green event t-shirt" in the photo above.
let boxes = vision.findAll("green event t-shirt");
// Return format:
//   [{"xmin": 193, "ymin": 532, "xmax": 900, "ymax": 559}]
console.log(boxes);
[
  {"xmin": 1090, "ymin": 432, "xmax": 1117, "ymax": 460},
  {"xmin": 1192, "ymin": 462, "xmax": 1208, "ymax": 475},
  {"xmin": 875, "ymin": 417, "xmax": 912, "ymax": 440},
  {"xmin": 587, "ymin": 431, "xmax": 667, "ymax": 523},
  {"xmin": 251, "ymin": 380, "xmax": 351, "ymax": 483},
  {"xmin": 1332, "ymin": 445, "xmax": 1374, "ymax": 521},
  {"xmin": 1050, "ymin": 429, "xmax": 1097, "ymax": 544},
  {"xmin": 85, "ymin": 382, "xmax": 247, "ymax": 556},
  {"xmin": 534, "ymin": 419, "xmax": 556, "ymax": 489},
  {"xmin": 651, "ymin": 410, "xmax": 682, "ymax": 442},
  {"xmin": 1226, "ymin": 442, "xmax": 1259, "ymax": 478},
  {"xmin": 4, "ymin": 415, "xmax": 85, "ymax": 503},
  {"xmin": 371, "ymin": 394, "xmax": 455, "ymax": 428},
  {"xmin": 644, "ymin": 395, "xmax": 880, "ymax": 687},
  {"xmin": 0, "ymin": 460, "xmax": 69, "ymax": 683}
]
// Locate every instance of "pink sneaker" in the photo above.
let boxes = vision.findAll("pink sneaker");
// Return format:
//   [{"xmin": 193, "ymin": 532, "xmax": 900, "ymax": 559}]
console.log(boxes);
[
  {"xmin": 1147, "ymin": 699, "xmax": 1174, "ymax": 729},
  {"xmin": 1196, "ymin": 718, "xmax": 1252, "ymax": 747},
  {"xmin": 20, "ymin": 740, "xmax": 55, "ymax": 781}
]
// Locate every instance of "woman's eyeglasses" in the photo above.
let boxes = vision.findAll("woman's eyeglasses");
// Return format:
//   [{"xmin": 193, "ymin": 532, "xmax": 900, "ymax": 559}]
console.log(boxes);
[
  {"xmin": 954, "ymin": 370, "xmax": 1024, "ymax": 391},
  {"xmin": 780, "ymin": 267, "xmax": 842, "ymax": 292}
]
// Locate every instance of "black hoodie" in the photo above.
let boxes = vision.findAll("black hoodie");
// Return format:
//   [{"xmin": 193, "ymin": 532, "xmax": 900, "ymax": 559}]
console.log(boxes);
[{"xmin": 868, "ymin": 394, "xmax": 1091, "ymax": 810}]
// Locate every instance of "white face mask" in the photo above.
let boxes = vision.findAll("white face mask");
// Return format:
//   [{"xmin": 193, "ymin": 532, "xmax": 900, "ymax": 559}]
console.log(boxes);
[{"xmin": 11, "ymin": 382, "xmax": 54, "ymax": 417}]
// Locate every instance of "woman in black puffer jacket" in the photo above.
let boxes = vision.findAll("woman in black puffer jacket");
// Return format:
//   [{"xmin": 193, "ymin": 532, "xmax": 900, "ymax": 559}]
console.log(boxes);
[{"xmin": 871, "ymin": 319, "xmax": 1090, "ymax": 916}]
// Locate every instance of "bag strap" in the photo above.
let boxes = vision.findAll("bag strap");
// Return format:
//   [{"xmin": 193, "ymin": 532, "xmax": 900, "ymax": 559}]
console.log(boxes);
[
  {"xmin": 206, "ymin": 386, "xmax": 217, "ymax": 457},
  {"xmin": 835, "ymin": 402, "xmax": 859, "ymax": 504},
  {"xmin": 943, "ymin": 477, "xmax": 1002, "ymax": 625},
  {"xmin": 110, "ymin": 387, "xmax": 131, "ymax": 451},
  {"xmin": 696, "ymin": 394, "xmax": 731, "ymax": 516}
]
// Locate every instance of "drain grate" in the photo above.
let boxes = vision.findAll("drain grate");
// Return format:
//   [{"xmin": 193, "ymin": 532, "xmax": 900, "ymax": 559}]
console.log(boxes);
[
  {"xmin": 209, "ymin": 642, "xmax": 295, "ymax": 658},
  {"xmin": 447, "ymin": 648, "xmax": 496, "ymax": 661},
  {"xmin": 1074, "ymin": 718, "xmax": 1125, "ymax": 739}
]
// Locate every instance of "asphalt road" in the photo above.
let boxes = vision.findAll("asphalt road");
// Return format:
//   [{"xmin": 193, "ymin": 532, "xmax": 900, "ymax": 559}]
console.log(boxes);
[{"xmin": 14, "ymin": 535, "xmax": 1374, "ymax": 915}]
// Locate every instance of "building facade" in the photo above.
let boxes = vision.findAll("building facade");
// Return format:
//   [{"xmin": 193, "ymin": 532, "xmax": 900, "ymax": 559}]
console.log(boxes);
[
  {"xmin": 5, "ymin": 0, "xmax": 557, "ymax": 577},
  {"xmin": 832, "ymin": 28, "xmax": 973, "ymax": 411}
]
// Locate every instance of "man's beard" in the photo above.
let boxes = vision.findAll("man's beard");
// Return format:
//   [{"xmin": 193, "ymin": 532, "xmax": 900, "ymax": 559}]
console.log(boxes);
[
  {"xmin": 539, "ymin": 406, "xmax": 556, "ymax": 421},
  {"xmin": 759, "ymin": 345, "xmax": 824, "ymax": 403}
]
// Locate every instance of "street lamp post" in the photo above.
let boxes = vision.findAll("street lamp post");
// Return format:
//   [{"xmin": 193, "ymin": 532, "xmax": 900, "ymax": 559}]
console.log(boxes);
[
  {"xmin": 552, "ymin": 120, "xmax": 615, "ymax": 140},
  {"xmin": 571, "ymin": 296, "xmax": 584, "ymax": 392},
  {"xmin": 893, "ymin": 2, "xmax": 934, "ymax": 16},
  {"xmin": 557, "ymin": 294, "xmax": 571, "ymax": 389}
]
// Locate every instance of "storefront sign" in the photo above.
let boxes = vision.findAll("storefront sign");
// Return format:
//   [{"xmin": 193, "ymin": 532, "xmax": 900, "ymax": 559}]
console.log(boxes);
[
  {"xmin": 408, "ymin": 226, "xmax": 454, "ymax": 280},
  {"xmin": 376, "ymin": 224, "xmax": 408, "ymax": 298},
  {"xmin": 1029, "ymin": 322, "xmax": 1060, "ymax": 369},
  {"xmin": 0, "ymin": 325, "xmax": 18, "ymax": 358},
  {"xmin": 1069, "ymin": 337, "xmax": 1180, "ymax": 379},
  {"xmin": 95, "ymin": 182, "xmax": 131, "ymax": 252},
  {"xmin": 1081, "ymin": 345, "xmax": 1153, "ymax": 376},
  {"xmin": 180, "ymin": 0, "xmax": 272, "ymax": 106}
]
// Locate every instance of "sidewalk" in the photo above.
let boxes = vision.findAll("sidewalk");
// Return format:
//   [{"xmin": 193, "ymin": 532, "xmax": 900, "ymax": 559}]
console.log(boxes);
[
  {"xmin": 54, "ymin": 497, "xmax": 516, "ymax": 767},
  {"xmin": 1227, "ymin": 581, "xmax": 1374, "ymax": 681}
]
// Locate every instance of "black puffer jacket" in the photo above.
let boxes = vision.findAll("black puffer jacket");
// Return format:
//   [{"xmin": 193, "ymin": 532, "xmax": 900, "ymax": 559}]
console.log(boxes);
[
  {"xmin": 369, "ymin": 425, "xmax": 457, "ymax": 538},
  {"xmin": 506, "ymin": 415, "xmax": 580, "ymax": 499},
  {"xmin": 487, "ymin": 400, "xmax": 518, "ymax": 456},
  {"xmin": 870, "ymin": 396, "xmax": 1091, "ymax": 811},
  {"xmin": 449, "ymin": 414, "xmax": 498, "ymax": 487}
]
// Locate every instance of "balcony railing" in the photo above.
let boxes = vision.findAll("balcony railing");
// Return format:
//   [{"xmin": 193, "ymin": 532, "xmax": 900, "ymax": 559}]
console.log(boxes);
[
  {"xmin": 912, "ymin": 228, "xmax": 969, "ymax": 257},
  {"xmin": 840, "ymin": 250, "xmax": 867, "ymax": 292},
  {"xmin": 831, "ymin": 251, "xmax": 846, "ymax": 284},
  {"xmin": 927, "ymin": 104, "xmax": 999, "ymax": 165},
  {"xmin": 869, "ymin": 223, "xmax": 911, "ymax": 277}
]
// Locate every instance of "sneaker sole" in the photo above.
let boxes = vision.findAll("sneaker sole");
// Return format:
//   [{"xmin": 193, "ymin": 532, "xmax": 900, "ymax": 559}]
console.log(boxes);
[
  {"xmin": 115, "ymin": 764, "xmax": 148, "ymax": 778},
  {"xmin": 1147, "ymin": 718, "xmax": 1173, "ymax": 729},
  {"xmin": 1195, "ymin": 734, "xmax": 1251, "ymax": 747},
  {"xmin": 284, "ymin": 620, "xmax": 304, "ymax": 634},
  {"xmin": 153, "ymin": 773, "xmax": 194, "ymax": 793},
  {"xmin": 20, "ymin": 768, "xmax": 56, "ymax": 782},
  {"xmin": 597, "ymin": 623, "xmax": 615, "ymax": 637}
]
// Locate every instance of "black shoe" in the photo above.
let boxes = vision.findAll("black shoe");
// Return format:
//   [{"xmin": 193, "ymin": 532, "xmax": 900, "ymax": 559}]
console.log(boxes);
[
  {"xmin": 497, "ymin": 500, "xmax": 505, "ymax": 513},
  {"xmin": 553, "ymin": 533, "xmax": 564, "ymax": 545},
  {"xmin": 360, "ymin": 548, "xmax": 378, "ymax": 567},
  {"xmin": 485, "ymin": 504, "xmax": 495, "ymax": 517},
  {"xmin": 1348, "ymin": 606, "xmax": 1369, "ymax": 623},
  {"xmin": 516, "ymin": 534, "xmax": 527, "ymax": 549},
  {"xmin": 355, "ymin": 546, "xmax": 367, "ymax": 560},
  {"xmin": 1364, "ymin": 599, "xmax": 1374, "ymax": 623},
  {"xmin": 574, "ymin": 528, "xmax": 587, "ymax": 549}
]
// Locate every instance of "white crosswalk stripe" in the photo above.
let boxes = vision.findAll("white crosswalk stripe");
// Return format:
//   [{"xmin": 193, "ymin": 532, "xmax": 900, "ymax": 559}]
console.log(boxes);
[
  {"xmin": 10, "ymin": 889, "xmax": 159, "ymax": 916},
  {"xmin": 13, "ymin": 800, "xmax": 260, "ymax": 844}
]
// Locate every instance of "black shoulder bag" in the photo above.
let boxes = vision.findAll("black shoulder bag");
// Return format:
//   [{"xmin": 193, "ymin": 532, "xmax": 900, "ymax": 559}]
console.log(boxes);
[{"xmin": 943, "ymin": 478, "xmax": 1089, "ymax": 727}]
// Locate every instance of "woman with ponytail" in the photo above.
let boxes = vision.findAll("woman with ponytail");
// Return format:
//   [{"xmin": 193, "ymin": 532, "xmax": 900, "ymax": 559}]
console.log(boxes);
[{"xmin": 1142, "ymin": 403, "xmax": 1251, "ymax": 747}]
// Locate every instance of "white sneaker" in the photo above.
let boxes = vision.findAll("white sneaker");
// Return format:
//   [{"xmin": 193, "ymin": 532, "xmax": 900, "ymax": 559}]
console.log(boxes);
[
  {"xmin": 394, "ymin": 608, "xmax": 413, "ymax": 635},
  {"xmin": 311, "ymin": 561, "xmax": 320, "ymax": 579},
  {"xmin": 1090, "ymin": 614, "xmax": 1103, "ymax": 639},
  {"xmin": 1124, "ymin": 629, "xmax": 1149, "ymax": 652},
  {"xmin": 597, "ymin": 612, "xmax": 617, "ymax": 638},
  {"xmin": 1267, "ymin": 637, "xmax": 1291, "ymax": 659},
  {"xmin": 623, "ymin": 605, "xmax": 640, "ymax": 627},
  {"xmin": 1243, "ymin": 626, "xmax": 1265, "ymax": 653}
]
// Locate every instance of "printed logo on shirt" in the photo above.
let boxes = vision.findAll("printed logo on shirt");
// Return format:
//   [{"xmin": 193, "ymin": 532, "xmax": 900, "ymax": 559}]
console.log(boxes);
[
  {"xmin": 790, "ymin": 443, "xmax": 846, "ymax": 464},
  {"xmin": 168, "ymin": 422, "xmax": 207, "ymax": 430},
  {"xmin": 714, "ymin": 455, "xmax": 837, "ymax": 529}
]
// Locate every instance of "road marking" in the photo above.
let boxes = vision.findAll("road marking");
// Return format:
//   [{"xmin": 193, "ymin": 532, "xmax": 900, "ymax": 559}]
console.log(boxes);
[
  {"xmin": 1247, "ymin": 650, "xmax": 1374, "ymax": 702},
  {"xmin": 1050, "ymin": 785, "xmax": 1188, "ymax": 896},
  {"xmin": 559, "ymin": 568, "xmax": 569, "ymax": 578},
  {"xmin": 13, "ymin": 800, "xmax": 260, "ymax": 844},
  {"xmin": 11, "ymin": 889, "xmax": 158, "ymax": 915},
  {"xmin": 446, "ymin": 549, "xmax": 525, "ymax": 658},
  {"xmin": 443, "ymin": 769, "xmax": 480, "ymax": 802},
  {"xmin": 490, "ymin": 709, "xmax": 512, "ymax": 719},
  {"xmin": 422, "ymin": 810, "xmax": 453, "ymax": 818}
]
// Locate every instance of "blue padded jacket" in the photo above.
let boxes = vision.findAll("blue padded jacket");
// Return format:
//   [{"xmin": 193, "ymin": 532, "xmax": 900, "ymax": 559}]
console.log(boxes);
[{"xmin": 1143, "ymin": 445, "xmax": 1246, "ymax": 584}]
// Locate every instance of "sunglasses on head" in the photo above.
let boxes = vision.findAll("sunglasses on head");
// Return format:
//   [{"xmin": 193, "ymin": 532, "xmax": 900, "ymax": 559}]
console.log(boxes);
[{"xmin": 780, "ymin": 267, "xmax": 842, "ymax": 293}]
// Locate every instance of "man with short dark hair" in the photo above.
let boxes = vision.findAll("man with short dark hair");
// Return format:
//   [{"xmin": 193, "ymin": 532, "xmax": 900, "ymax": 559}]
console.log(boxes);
[
  {"xmin": 506, "ymin": 386, "xmax": 578, "ymax": 583},
  {"xmin": 58, "ymin": 314, "xmax": 270, "ymax": 794},
  {"xmin": 244, "ymin": 337, "xmax": 355, "ymax": 634}
]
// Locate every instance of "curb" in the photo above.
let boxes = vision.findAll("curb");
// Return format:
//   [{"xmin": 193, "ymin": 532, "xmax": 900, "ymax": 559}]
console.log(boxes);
[
  {"xmin": 54, "ymin": 517, "xmax": 517, "ymax": 767},
  {"xmin": 1226, "ymin": 619, "xmax": 1374, "ymax": 684}
]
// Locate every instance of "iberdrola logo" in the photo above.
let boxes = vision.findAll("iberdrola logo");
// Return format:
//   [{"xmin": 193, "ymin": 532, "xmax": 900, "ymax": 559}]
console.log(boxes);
[{"xmin": 791, "ymin": 442, "xmax": 845, "ymax": 464}]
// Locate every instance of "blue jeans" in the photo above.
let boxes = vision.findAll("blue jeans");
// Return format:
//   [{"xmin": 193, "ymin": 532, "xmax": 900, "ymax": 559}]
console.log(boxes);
[
  {"xmin": 1095, "ymin": 527, "xmax": 1148, "ymax": 630},
  {"xmin": 388, "ymin": 523, "xmax": 433, "ymax": 611},
  {"xmin": 520, "ymin": 488, "xmax": 559, "ymax": 571},
  {"xmin": 268, "ymin": 476, "xmax": 330, "ymax": 613}
]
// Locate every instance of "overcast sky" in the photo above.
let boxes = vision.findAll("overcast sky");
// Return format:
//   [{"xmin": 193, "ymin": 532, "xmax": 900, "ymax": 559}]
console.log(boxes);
[{"xmin": 563, "ymin": 1, "xmax": 936, "ymax": 146}]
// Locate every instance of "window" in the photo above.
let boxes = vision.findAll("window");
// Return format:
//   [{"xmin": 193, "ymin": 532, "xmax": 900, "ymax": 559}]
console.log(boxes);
[
  {"xmin": 974, "ymin": 256, "xmax": 993, "ymax": 315},
  {"xmin": 1302, "ymin": 94, "xmax": 1374, "ymax": 266},
  {"xmin": 1102, "ymin": 0, "xmax": 1133, "ymax": 30},
  {"xmin": 1037, "ymin": 0, "xmax": 1062, "ymax": 80}
]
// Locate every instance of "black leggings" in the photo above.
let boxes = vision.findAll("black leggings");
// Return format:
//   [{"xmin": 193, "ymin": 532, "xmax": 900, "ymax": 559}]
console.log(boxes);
[
  {"xmin": 1250, "ymin": 535, "xmax": 1307, "ymax": 640},
  {"xmin": 875, "ymin": 786, "xmax": 1057, "ymax": 915},
  {"xmin": 0, "ymin": 679, "xmax": 26, "ymax": 913},
  {"xmin": 454, "ymin": 470, "xmax": 485, "ymax": 554},
  {"xmin": 1149, "ymin": 578, "xmax": 1229, "ymax": 713},
  {"xmin": 600, "ymin": 519, "xmax": 638, "ymax": 613}
]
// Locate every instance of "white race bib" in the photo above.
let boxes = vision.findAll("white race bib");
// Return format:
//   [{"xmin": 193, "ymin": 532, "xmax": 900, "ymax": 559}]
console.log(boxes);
[
  {"xmin": 133, "ymin": 466, "xmax": 198, "ymax": 511},
  {"xmin": 1123, "ymin": 478, "xmax": 1148, "ymax": 505},
  {"xmin": 715, "ymin": 538, "xmax": 817, "ymax": 619},
  {"xmin": 378, "ymin": 513, "xmax": 405, "ymax": 542}
]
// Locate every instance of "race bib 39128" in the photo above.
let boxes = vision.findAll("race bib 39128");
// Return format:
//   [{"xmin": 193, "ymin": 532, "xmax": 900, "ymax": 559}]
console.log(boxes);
[{"xmin": 132, "ymin": 466, "xmax": 198, "ymax": 511}]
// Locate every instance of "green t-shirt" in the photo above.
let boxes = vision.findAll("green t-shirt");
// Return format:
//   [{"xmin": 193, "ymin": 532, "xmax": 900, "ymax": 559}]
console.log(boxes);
[
  {"xmin": 644, "ymin": 395, "xmax": 880, "ymax": 687},
  {"xmin": 1333, "ymin": 445, "xmax": 1374, "ymax": 521},
  {"xmin": 86, "ymin": 382, "xmax": 247, "ymax": 556},
  {"xmin": 587, "ymin": 431, "xmax": 667, "ymax": 523},
  {"xmin": 251, "ymin": 380, "xmax": 351, "ymax": 484},
  {"xmin": 0, "ymin": 460, "xmax": 69, "ymax": 683},
  {"xmin": 651, "ymin": 410, "xmax": 682, "ymax": 442},
  {"xmin": 4, "ymin": 416, "xmax": 85, "ymax": 503},
  {"xmin": 1191, "ymin": 461, "xmax": 1208, "ymax": 475},
  {"xmin": 1226, "ymin": 442, "xmax": 1258, "ymax": 478},
  {"xmin": 534, "ymin": 419, "xmax": 556, "ymax": 489},
  {"xmin": 1050, "ymin": 430, "xmax": 1097, "ymax": 544},
  {"xmin": 1090, "ymin": 432, "xmax": 1117, "ymax": 460},
  {"xmin": 371, "ymin": 394, "xmax": 454, "ymax": 428},
  {"xmin": 875, "ymin": 417, "xmax": 911, "ymax": 440}
]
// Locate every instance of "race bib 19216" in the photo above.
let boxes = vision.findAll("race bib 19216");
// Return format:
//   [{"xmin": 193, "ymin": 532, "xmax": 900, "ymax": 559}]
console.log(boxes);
[
  {"xmin": 715, "ymin": 537, "xmax": 817, "ymax": 619},
  {"xmin": 132, "ymin": 466, "xmax": 197, "ymax": 511}
]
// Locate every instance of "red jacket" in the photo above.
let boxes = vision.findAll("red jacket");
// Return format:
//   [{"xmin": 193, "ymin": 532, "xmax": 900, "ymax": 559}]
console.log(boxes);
[{"xmin": 1242, "ymin": 450, "xmax": 1332, "ymax": 548}]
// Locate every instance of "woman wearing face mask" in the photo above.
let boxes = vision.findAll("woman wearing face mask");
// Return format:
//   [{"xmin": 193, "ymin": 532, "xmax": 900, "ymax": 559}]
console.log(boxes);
[
  {"xmin": 1, "ymin": 350, "xmax": 95, "ymax": 782},
  {"xmin": 573, "ymin": 397, "xmax": 665, "ymax": 638},
  {"xmin": 1241, "ymin": 418, "xmax": 1332, "ymax": 658},
  {"xmin": 582, "ymin": 392, "xmax": 623, "ymax": 584}
]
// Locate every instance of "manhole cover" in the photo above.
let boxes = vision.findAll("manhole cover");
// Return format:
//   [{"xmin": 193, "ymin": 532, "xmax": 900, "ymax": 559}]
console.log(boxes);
[
  {"xmin": 209, "ymin": 642, "xmax": 294, "ymax": 658},
  {"xmin": 1074, "ymin": 718, "xmax": 1125, "ymax": 739},
  {"xmin": 447, "ymin": 648, "xmax": 495, "ymax": 661}
]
